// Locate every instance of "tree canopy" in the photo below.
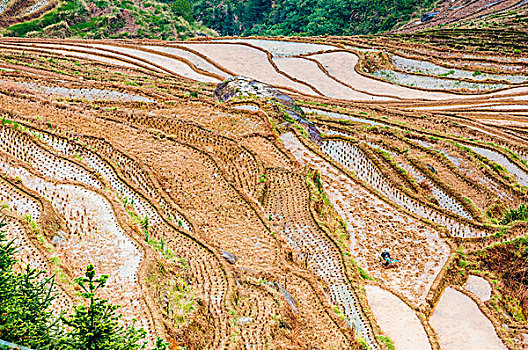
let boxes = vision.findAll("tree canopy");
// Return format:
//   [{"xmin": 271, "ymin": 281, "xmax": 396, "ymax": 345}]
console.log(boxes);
[{"xmin": 190, "ymin": 0, "xmax": 436, "ymax": 36}]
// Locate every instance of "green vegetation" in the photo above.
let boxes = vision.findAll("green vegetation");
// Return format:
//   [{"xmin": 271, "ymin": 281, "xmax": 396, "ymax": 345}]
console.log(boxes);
[
  {"xmin": 500, "ymin": 203, "xmax": 528, "ymax": 225},
  {"xmin": 377, "ymin": 335, "xmax": 395, "ymax": 350},
  {"xmin": 190, "ymin": 0, "xmax": 437, "ymax": 36},
  {"xmin": 0, "ymin": 219, "xmax": 58, "ymax": 348},
  {"xmin": 6, "ymin": 0, "xmax": 213, "ymax": 39},
  {"xmin": 4, "ymin": 0, "xmax": 524, "ymax": 38},
  {"xmin": 439, "ymin": 70, "xmax": 455, "ymax": 77},
  {"xmin": 357, "ymin": 336, "xmax": 370, "ymax": 350},
  {"xmin": 8, "ymin": 0, "xmax": 88, "ymax": 37},
  {"xmin": 258, "ymin": 173, "xmax": 267, "ymax": 183},
  {"xmin": 332, "ymin": 305, "xmax": 346, "ymax": 322},
  {"xmin": 358, "ymin": 266, "xmax": 374, "ymax": 281},
  {"xmin": 0, "ymin": 218, "xmax": 167, "ymax": 349},
  {"xmin": 61, "ymin": 264, "xmax": 155, "ymax": 350}
]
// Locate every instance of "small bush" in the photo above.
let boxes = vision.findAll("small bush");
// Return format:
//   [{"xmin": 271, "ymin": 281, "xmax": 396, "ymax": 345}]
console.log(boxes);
[
  {"xmin": 501, "ymin": 203, "xmax": 528, "ymax": 225},
  {"xmin": 357, "ymin": 336, "xmax": 369, "ymax": 350},
  {"xmin": 377, "ymin": 335, "xmax": 394, "ymax": 350}
]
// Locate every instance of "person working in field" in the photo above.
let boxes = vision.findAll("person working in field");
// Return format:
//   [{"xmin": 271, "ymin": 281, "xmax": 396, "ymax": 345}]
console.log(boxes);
[{"xmin": 381, "ymin": 251, "xmax": 400, "ymax": 268}]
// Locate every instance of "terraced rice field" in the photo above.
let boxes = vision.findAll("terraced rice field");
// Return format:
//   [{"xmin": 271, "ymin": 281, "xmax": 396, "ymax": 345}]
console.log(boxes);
[{"xmin": 0, "ymin": 37, "xmax": 527, "ymax": 349}]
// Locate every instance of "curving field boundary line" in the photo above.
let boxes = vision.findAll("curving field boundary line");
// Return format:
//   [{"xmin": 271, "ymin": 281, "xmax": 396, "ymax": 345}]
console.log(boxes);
[
  {"xmin": 295, "ymin": 128, "xmax": 498, "ymax": 238},
  {"xmin": 366, "ymin": 280, "xmax": 443, "ymax": 349},
  {"xmin": 6, "ymin": 112, "xmax": 237, "ymax": 345},
  {"xmin": 0, "ymin": 43, "xmax": 169, "ymax": 75},
  {"xmin": 11, "ymin": 37, "xmax": 523, "ymax": 102},
  {"xmin": 0, "ymin": 175, "xmax": 78, "ymax": 301},
  {"xmin": 0, "ymin": 38, "xmax": 320, "ymax": 98},
  {"xmin": 165, "ymin": 40, "xmax": 325, "ymax": 96},
  {"xmin": 0, "ymin": 141, "xmax": 162, "ymax": 340},
  {"xmin": 299, "ymin": 53, "xmax": 405, "ymax": 100},
  {"xmin": 304, "ymin": 103, "xmax": 528, "ymax": 189}
]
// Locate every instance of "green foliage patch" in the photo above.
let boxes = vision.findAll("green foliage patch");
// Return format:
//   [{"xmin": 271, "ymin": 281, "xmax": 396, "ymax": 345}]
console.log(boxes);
[
  {"xmin": 500, "ymin": 203, "xmax": 528, "ymax": 225},
  {"xmin": 6, "ymin": 0, "xmax": 209, "ymax": 40},
  {"xmin": 190, "ymin": 0, "xmax": 437, "ymax": 36}
]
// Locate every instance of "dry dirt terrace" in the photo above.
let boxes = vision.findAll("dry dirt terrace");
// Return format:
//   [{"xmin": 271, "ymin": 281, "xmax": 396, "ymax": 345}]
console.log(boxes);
[{"xmin": 0, "ymin": 37, "xmax": 527, "ymax": 349}]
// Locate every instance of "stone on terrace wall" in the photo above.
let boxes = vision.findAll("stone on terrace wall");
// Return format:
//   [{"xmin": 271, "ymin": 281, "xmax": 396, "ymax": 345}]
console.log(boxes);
[{"xmin": 215, "ymin": 76, "xmax": 322, "ymax": 143}]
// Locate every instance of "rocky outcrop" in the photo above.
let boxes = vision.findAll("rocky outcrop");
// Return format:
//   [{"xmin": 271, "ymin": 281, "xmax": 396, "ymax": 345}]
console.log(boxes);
[
  {"xmin": 215, "ymin": 76, "xmax": 322, "ymax": 143},
  {"xmin": 220, "ymin": 249, "xmax": 238, "ymax": 264}
]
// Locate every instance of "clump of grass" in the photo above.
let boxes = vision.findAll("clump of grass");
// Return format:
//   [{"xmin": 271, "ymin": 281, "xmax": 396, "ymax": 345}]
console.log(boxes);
[
  {"xmin": 377, "ymin": 335, "xmax": 394, "ymax": 350},
  {"xmin": 272, "ymin": 314, "xmax": 291, "ymax": 330},
  {"xmin": 358, "ymin": 266, "xmax": 374, "ymax": 281},
  {"xmin": 500, "ymin": 203, "xmax": 528, "ymax": 225},
  {"xmin": 258, "ymin": 174, "xmax": 266, "ymax": 183},
  {"xmin": 439, "ymin": 69, "xmax": 455, "ymax": 77},
  {"xmin": 1, "ymin": 116, "xmax": 13, "ymax": 125},
  {"xmin": 333, "ymin": 305, "xmax": 346, "ymax": 322},
  {"xmin": 140, "ymin": 215, "xmax": 150, "ymax": 242},
  {"xmin": 357, "ymin": 336, "xmax": 369, "ymax": 350}
]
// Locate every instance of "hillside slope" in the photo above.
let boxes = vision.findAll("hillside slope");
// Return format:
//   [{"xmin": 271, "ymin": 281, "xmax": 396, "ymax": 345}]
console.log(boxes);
[
  {"xmin": 2, "ymin": 0, "xmax": 526, "ymax": 38},
  {"xmin": 388, "ymin": 0, "xmax": 528, "ymax": 54},
  {"xmin": 189, "ymin": 0, "xmax": 528, "ymax": 37},
  {"xmin": 394, "ymin": 0, "xmax": 528, "ymax": 33},
  {"xmin": 1, "ymin": 35, "xmax": 527, "ymax": 349},
  {"xmin": 0, "ymin": 0, "xmax": 216, "ymax": 39}
]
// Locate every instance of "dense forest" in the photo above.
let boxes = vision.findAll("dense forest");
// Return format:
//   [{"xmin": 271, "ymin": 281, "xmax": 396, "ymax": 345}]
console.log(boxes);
[
  {"xmin": 190, "ymin": 0, "xmax": 437, "ymax": 36},
  {"xmin": 1, "ymin": 0, "xmax": 438, "ymax": 38}
]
